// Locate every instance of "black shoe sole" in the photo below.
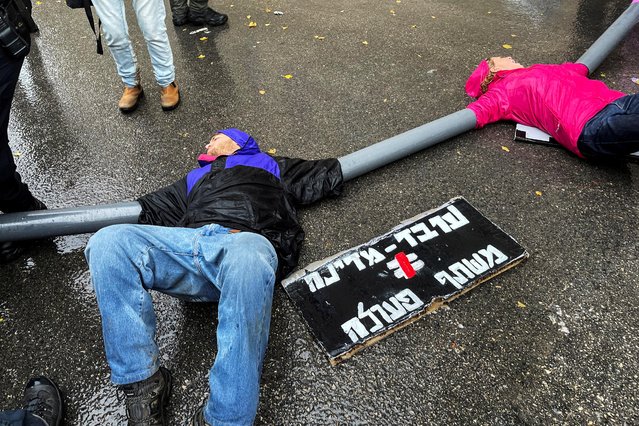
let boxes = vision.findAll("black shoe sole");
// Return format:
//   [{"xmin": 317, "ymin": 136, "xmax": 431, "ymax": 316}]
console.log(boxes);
[
  {"xmin": 119, "ymin": 90, "xmax": 145, "ymax": 114},
  {"xmin": 187, "ymin": 14, "xmax": 228, "ymax": 27}
]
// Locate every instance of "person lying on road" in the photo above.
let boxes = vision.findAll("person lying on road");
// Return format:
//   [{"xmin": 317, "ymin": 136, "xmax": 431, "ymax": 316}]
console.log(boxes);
[
  {"xmin": 465, "ymin": 56, "xmax": 639, "ymax": 160},
  {"xmin": 84, "ymin": 128, "xmax": 343, "ymax": 426}
]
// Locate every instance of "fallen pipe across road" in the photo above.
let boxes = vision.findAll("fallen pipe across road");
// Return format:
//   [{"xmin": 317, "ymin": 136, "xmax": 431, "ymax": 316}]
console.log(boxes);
[
  {"xmin": 576, "ymin": 0, "xmax": 639, "ymax": 73},
  {"xmin": 0, "ymin": 108, "xmax": 478, "ymax": 242},
  {"xmin": 0, "ymin": 202, "xmax": 143, "ymax": 242},
  {"xmin": 1, "ymin": 0, "xmax": 638, "ymax": 243}
]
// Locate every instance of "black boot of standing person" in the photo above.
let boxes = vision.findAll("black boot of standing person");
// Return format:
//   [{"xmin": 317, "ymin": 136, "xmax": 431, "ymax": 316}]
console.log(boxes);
[
  {"xmin": 169, "ymin": 0, "xmax": 227, "ymax": 27},
  {"xmin": 0, "ymin": 376, "xmax": 64, "ymax": 426},
  {"xmin": 22, "ymin": 376, "xmax": 63, "ymax": 426}
]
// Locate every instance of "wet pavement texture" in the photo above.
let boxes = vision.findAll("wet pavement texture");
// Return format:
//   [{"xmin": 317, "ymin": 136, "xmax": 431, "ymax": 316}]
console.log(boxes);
[{"xmin": 1, "ymin": 0, "xmax": 639, "ymax": 424}]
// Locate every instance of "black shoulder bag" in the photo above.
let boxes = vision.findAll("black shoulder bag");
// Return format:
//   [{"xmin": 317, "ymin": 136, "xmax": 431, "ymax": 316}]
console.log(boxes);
[{"xmin": 66, "ymin": 0, "xmax": 102, "ymax": 54}]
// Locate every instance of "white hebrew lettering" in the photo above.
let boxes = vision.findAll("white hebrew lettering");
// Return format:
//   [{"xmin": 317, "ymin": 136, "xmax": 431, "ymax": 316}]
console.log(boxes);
[
  {"xmin": 358, "ymin": 302, "xmax": 383, "ymax": 333},
  {"xmin": 388, "ymin": 253, "xmax": 426, "ymax": 279},
  {"xmin": 320, "ymin": 264, "xmax": 341, "ymax": 287},
  {"xmin": 341, "ymin": 289, "xmax": 425, "ymax": 343},
  {"xmin": 333, "ymin": 259, "xmax": 345, "ymax": 270},
  {"xmin": 359, "ymin": 247, "xmax": 385, "ymax": 266},
  {"xmin": 369, "ymin": 304, "xmax": 393, "ymax": 323},
  {"xmin": 394, "ymin": 229, "xmax": 418, "ymax": 247},
  {"xmin": 387, "ymin": 258, "xmax": 399, "ymax": 270},
  {"xmin": 478, "ymin": 244, "xmax": 508, "ymax": 268},
  {"xmin": 395, "ymin": 288, "xmax": 424, "ymax": 311},
  {"xmin": 441, "ymin": 205, "xmax": 469, "ymax": 230},
  {"xmin": 449, "ymin": 261, "xmax": 474, "ymax": 284},
  {"xmin": 434, "ymin": 271, "xmax": 464, "ymax": 289},
  {"xmin": 381, "ymin": 297, "xmax": 408, "ymax": 320},
  {"xmin": 341, "ymin": 317, "xmax": 369, "ymax": 343},
  {"xmin": 410, "ymin": 222, "xmax": 439, "ymax": 243},
  {"xmin": 462, "ymin": 253, "xmax": 489, "ymax": 275},
  {"xmin": 429, "ymin": 216, "xmax": 452, "ymax": 233},
  {"xmin": 411, "ymin": 260, "xmax": 425, "ymax": 273},
  {"xmin": 384, "ymin": 244, "xmax": 398, "ymax": 253},
  {"xmin": 304, "ymin": 272, "xmax": 324, "ymax": 293},
  {"xmin": 434, "ymin": 244, "xmax": 509, "ymax": 290},
  {"xmin": 342, "ymin": 252, "xmax": 366, "ymax": 271}
]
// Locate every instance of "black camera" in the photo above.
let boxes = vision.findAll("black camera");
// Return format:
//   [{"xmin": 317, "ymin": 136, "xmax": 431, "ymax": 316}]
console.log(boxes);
[
  {"xmin": 0, "ymin": 0, "xmax": 38, "ymax": 58},
  {"xmin": 0, "ymin": 8, "xmax": 29, "ymax": 57}
]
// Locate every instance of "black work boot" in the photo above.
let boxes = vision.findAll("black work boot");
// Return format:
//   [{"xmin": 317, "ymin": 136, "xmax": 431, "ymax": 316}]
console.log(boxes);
[
  {"xmin": 0, "ymin": 241, "xmax": 26, "ymax": 264},
  {"xmin": 120, "ymin": 367, "xmax": 172, "ymax": 426},
  {"xmin": 0, "ymin": 196, "xmax": 48, "ymax": 264},
  {"xmin": 22, "ymin": 376, "xmax": 63, "ymax": 426},
  {"xmin": 187, "ymin": 8, "xmax": 228, "ymax": 26},
  {"xmin": 187, "ymin": 404, "xmax": 210, "ymax": 426}
]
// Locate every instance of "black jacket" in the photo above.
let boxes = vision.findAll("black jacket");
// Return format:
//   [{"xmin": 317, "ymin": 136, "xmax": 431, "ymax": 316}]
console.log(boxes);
[{"xmin": 137, "ymin": 156, "xmax": 343, "ymax": 277}]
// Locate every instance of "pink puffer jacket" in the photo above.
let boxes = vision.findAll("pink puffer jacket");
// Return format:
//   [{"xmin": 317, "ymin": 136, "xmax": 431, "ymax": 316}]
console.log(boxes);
[{"xmin": 467, "ymin": 63, "xmax": 625, "ymax": 157}]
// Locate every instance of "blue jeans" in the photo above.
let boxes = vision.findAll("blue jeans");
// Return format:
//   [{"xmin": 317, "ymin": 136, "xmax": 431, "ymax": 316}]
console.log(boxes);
[
  {"xmin": 0, "ymin": 410, "xmax": 45, "ymax": 426},
  {"xmin": 91, "ymin": 0, "xmax": 176, "ymax": 87},
  {"xmin": 578, "ymin": 94, "xmax": 639, "ymax": 159},
  {"xmin": 85, "ymin": 224, "xmax": 278, "ymax": 425}
]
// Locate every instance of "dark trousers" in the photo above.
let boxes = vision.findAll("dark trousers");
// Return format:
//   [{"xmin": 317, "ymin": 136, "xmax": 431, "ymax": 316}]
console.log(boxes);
[
  {"xmin": 0, "ymin": 47, "xmax": 35, "ymax": 213},
  {"xmin": 577, "ymin": 94, "xmax": 639, "ymax": 159},
  {"xmin": 169, "ymin": 0, "xmax": 208, "ymax": 20},
  {"xmin": 0, "ymin": 409, "xmax": 45, "ymax": 426}
]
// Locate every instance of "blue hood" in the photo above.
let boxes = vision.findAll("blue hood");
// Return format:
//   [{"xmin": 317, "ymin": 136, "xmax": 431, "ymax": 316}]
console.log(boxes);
[
  {"xmin": 218, "ymin": 128, "xmax": 261, "ymax": 155},
  {"xmin": 186, "ymin": 128, "xmax": 280, "ymax": 195}
]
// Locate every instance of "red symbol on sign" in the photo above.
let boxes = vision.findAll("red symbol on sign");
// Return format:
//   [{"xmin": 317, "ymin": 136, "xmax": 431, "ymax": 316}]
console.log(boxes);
[{"xmin": 394, "ymin": 251, "xmax": 416, "ymax": 279}]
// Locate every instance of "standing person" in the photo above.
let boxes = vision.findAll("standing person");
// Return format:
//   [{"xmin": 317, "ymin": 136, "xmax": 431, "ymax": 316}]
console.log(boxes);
[
  {"xmin": 0, "ymin": 0, "xmax": 47, "ymax": 263},
  {"xmin": 465, "ymin": 56, "xmax": 639, "ymax": 160},
  {"xmin": 85, "ymin": 128, "xmax": 343, "ymax": 425},
  {"xmin": 169, "ymin": 0, "xmax": 227, "ymax": 27},
  {"xmin": 91, "ymin": 0, "xmax": 180, "ymax": 113}
]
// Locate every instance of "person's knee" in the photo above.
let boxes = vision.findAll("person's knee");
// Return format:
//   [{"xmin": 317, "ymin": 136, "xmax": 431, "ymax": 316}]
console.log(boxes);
[
  {"xmin": 85, "ymin": 224, "xmax": 136, "ymax": 264},
  {"xmin": 234, "ymin": 233, "xmax": 277, "ymax": 271},
  {"xmin": 138, "ymin": 24, "xmax": 167, "ymax": 44},
  {"xmin": 101, "ymin": 28, "xmax": 130, "ymax": 49}
]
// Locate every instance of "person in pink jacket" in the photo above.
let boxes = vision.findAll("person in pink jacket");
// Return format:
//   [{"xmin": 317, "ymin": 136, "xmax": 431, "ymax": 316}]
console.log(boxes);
[{"xmin": 465, "ymin": 56, "xmax": 639, "ymax": 159}]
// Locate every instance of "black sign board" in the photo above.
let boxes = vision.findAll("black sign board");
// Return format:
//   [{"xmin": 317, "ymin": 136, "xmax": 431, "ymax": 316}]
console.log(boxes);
[{"xmin": 282, "ymin": 197, "xmax": 528, "ymax": 365}]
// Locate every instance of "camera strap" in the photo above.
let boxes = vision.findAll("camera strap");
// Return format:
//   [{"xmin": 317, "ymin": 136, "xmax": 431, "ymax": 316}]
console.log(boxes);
[{"xmin": 82, "ymin": 1, "xmax": 103, "ymax": 55}]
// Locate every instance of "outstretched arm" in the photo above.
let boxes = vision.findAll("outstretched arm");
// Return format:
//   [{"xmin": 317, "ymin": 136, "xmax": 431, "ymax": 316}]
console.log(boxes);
[
  {"xmin": 277, "ymin": 157, "xmax": 344, "ymax": 205},
  {"xmin": 467, "ymin": 89, "xmax": 509, "ymax": 129}
]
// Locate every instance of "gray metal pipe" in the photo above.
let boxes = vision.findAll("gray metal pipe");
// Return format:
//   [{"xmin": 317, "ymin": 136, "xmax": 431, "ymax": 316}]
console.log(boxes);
[
  {"xmin": 577, "ymin": 1, "xmax": 639, "ymax": 73},
  {"xmin": 0, "ymin": 202, "xmax": 142, "ymax": 242},
  {"xmin": 1, "ymin": 1, "xmax": 638, "ymax": 243},
  {"xmin": 339, "ymin": 109, "xmax": 477, "ymax": 182},
  {"xmin": 0, "ymin": 109, "xmax": 477, "ymax": 242}
]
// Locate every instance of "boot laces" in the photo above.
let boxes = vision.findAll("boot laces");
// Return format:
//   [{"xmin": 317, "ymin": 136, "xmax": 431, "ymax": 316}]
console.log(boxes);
[{"xmin": 25, "ymin": 390, "xmax": 54, "ymax": 419}]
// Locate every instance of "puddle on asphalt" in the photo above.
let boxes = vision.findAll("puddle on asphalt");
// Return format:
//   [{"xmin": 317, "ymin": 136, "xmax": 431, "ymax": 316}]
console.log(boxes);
[
  {"xmin": 75, "ymin": 385, "xmax": 125, "ymax": 425},
  {"xmin": 54, "ymin": 234, "xmax": 91, "ymax": 255}
]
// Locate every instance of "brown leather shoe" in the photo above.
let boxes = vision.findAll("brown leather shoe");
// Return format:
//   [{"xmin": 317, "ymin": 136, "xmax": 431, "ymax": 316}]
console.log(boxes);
[
  {"xmin": 118, "ymin": 84, "xmax": 144, "ymax": 113},
  {"xmin": 160, "ymin": 81, "xmax": 180, "ymax": 111}
]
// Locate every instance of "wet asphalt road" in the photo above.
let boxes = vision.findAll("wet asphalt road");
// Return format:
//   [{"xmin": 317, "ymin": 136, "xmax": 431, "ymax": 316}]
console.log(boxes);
[{"xmin": 1, "ymin": 0, "xmax": 639, "ymax": 424}]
